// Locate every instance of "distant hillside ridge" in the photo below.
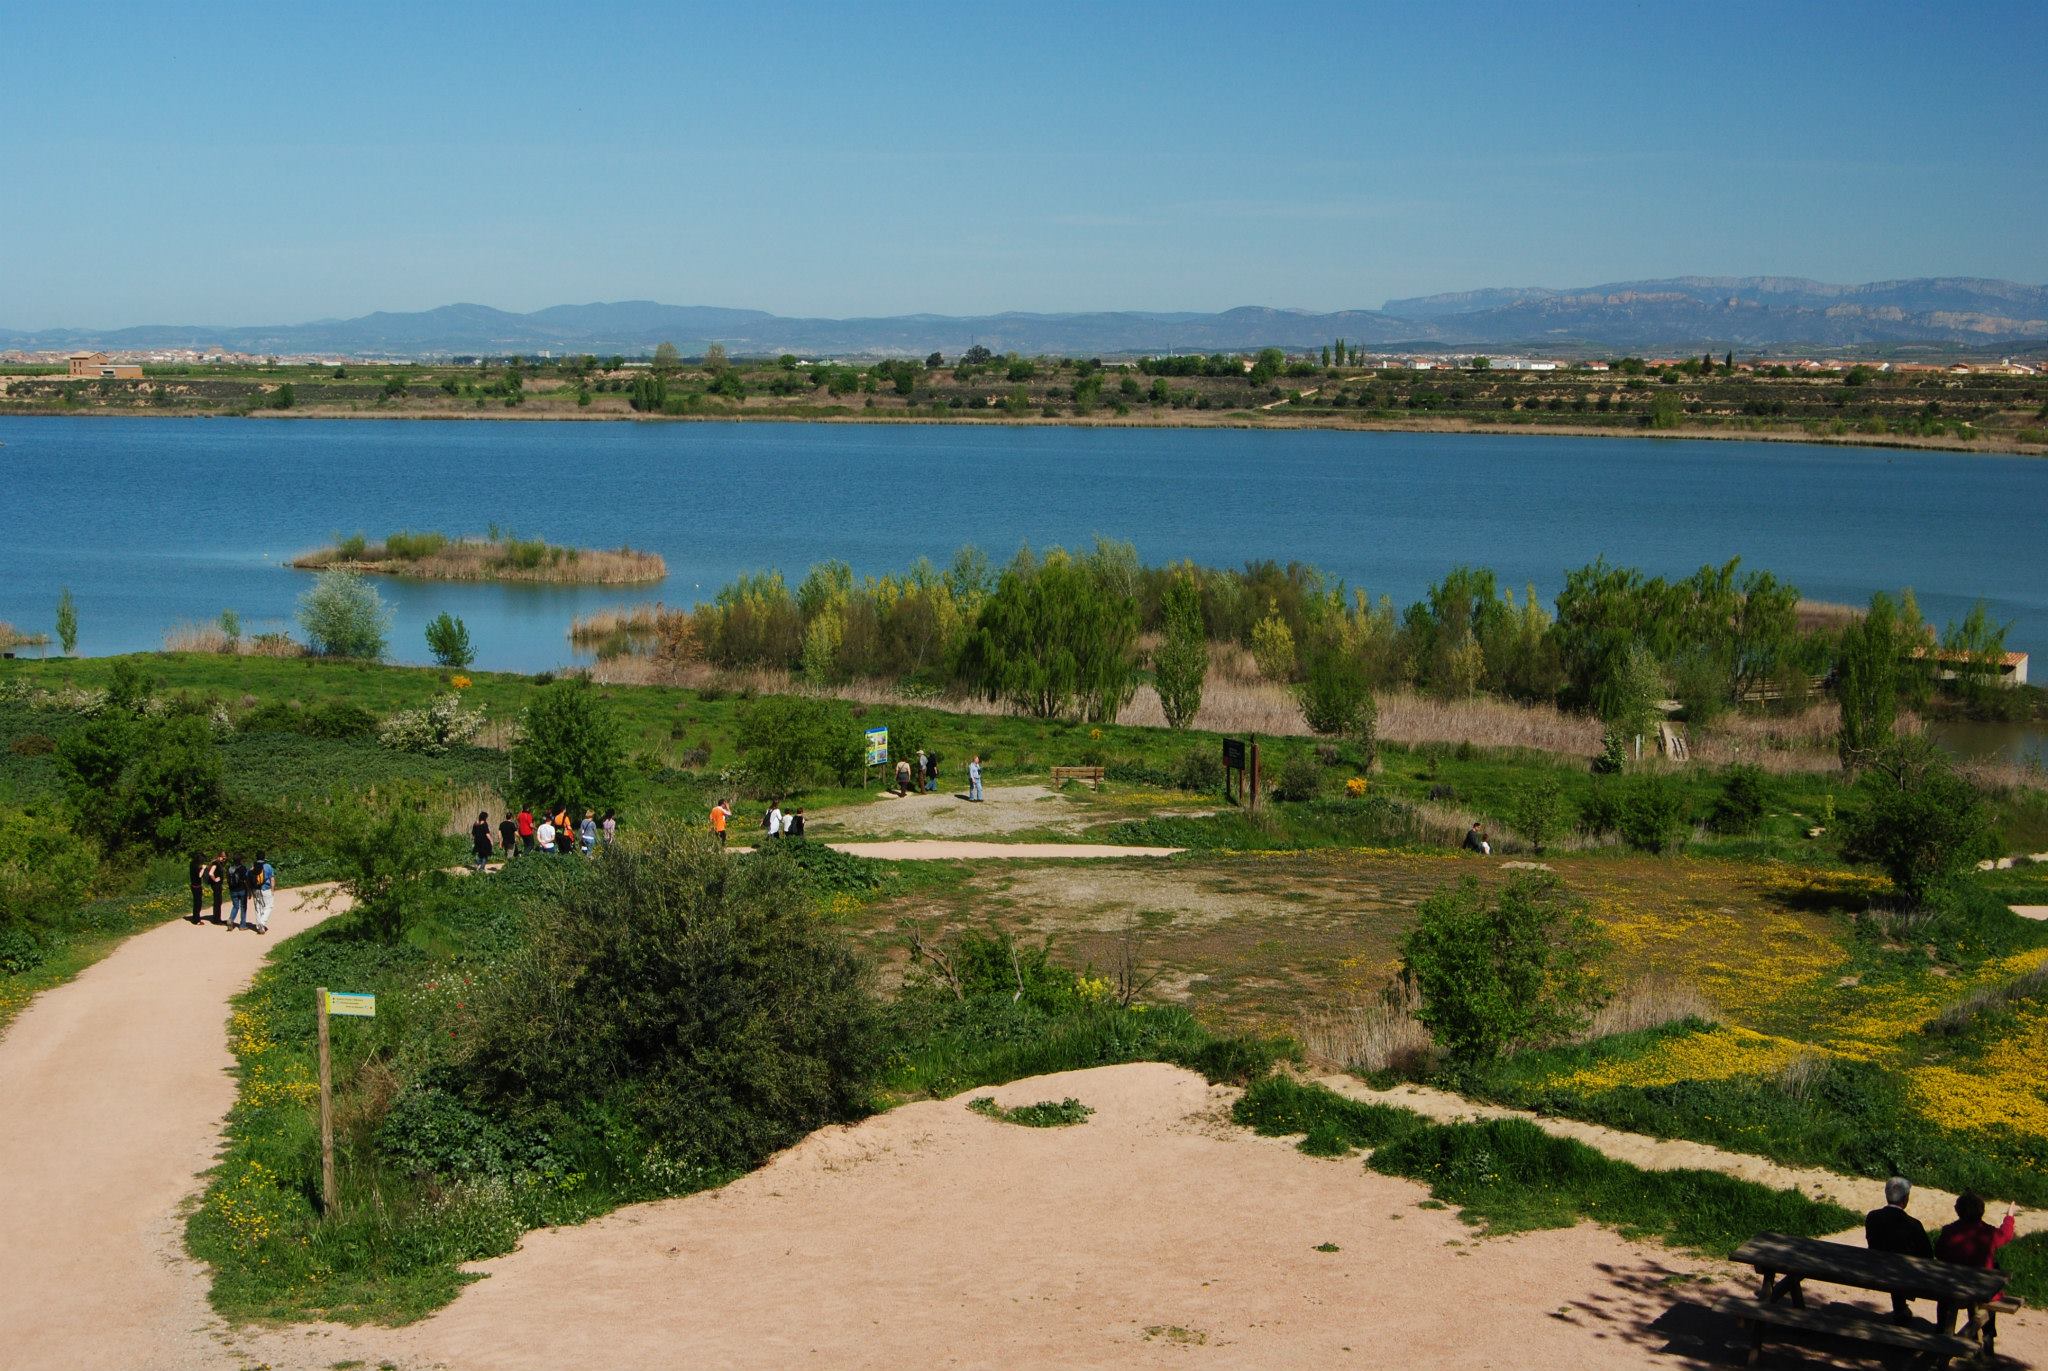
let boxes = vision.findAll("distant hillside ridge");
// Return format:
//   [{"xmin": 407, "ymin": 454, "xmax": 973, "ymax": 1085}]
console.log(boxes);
[{"xmin": 5, "ymin": 276, "xmax": 2045, "ymax": 357}]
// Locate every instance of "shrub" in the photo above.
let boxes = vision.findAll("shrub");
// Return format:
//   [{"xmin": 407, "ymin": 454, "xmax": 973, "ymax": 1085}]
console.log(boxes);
[
  {"xmin": 1175, "ymin": 746, "xmax": 1225, "ymax": 794},
  {"xmin": 240, "ymin": 699, "xmax": 379, "ymax": 740},
  {"xmin": 296, "ymin": 570, "xmax": 390, "ymax": 659},
  {"xmin": 1294, "ymin": 642, "xmax": 1377, "ymax": 758},
  {"xmin": 1578, "ymin": 782, "xmax": 1623, "ymax": 837},
  {"xmin": 1707, "ymin": 763, "xmax": 1770, "ymax": 835},
  {"xmin": 0, "ymin": 805, "xmax": 97, "ymax": 929},
  {"xmin": 1400, "ymin": 873, "xmax": 1609, "ymax": 1064},
  {"xmin": 1838, "ymin": 736, "xmax": 1999, "ymax": 906},
  {"xmin": 510, "ymin": 682, "xmax": 625, "ymax": 812},
  {"xmin": 1250, "ymin": 613, "xmax": 1296, "ymax": 681},
  {"xmin": 1271, "ymin": 749, "xmax": 1324, "ymax": 803},
  {"xmin": 1618, "ymin": 776, "xmax": 1688, "ymax": 854},
  {"xmin": 328, "ymin": 788, "xmax": 453, "ymax": 943},
  {"xmin": 1592, "ymin": 729, "xmax": 1627, "ymax": 775},
  {"xmin": 377, "ymin": 693, "xmax": 487, "ymax": 755},
  {"xmin": 0, "ymin": 922, "xmax": 48, "ymax": 975},
  {"xmin": 57, "ymin": 713, "xmax": 223, "ymax": 852},
  {"xmin": 423, "ymin": 612, "xmax": 474, "ymax": 669},
  {"xmin": 1507, "ymin": 775, "xmax": 1569, "ymax": 854},
  {"xmin": 468, "ymin": 824, "xmax": 881, "ymax": 1171}
]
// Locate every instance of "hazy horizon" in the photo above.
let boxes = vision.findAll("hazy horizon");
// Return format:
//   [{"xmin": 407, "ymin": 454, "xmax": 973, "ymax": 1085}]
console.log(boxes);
[{"xmin": 3, "ymin": 0, "xmax": 2044, "ymax": 331}]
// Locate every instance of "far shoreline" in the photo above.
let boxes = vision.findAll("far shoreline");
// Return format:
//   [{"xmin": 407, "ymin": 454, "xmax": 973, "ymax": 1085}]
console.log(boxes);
[{"xmin": 2, "ymin": 405, "xmax": 2042, "ymax": 459}]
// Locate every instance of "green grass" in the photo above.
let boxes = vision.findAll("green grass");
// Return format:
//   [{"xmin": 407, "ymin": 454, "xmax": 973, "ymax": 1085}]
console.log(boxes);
[
  {"xmin": 966, "ymin": 1096, "xmax": 1093, "ymax": 1127},
  {"xmin": 1232, "ymin": 1075, "xmax": 1858, "ymax": 1258}
]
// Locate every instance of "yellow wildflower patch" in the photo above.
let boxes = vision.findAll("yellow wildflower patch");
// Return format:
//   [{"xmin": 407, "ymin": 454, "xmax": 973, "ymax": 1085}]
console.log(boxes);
[{"xmin": 1551, "ymin": 1025, "xmax": 1813, "ymax": 1093}]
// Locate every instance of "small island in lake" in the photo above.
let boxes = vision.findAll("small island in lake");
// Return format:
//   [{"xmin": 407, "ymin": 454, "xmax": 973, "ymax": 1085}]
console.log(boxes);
[{"xmin": 290, "ymin": 530, "xmax": 666, "ymax": 584}]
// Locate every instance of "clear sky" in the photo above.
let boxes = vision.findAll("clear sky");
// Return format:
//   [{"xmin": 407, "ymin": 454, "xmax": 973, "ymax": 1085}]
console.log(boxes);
[{"xmin": 3, "ymin": 0, "xmax": 2043, "ymax": 329}]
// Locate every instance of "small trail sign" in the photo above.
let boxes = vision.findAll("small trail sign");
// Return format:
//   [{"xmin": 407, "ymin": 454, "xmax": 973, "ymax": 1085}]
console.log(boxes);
[
  {"xmin": 325, "ymin": 991, "xmax": 376, "ymax": 1018},
  {"xmin": 315, "ymin": 986, "xmax": 376, "ymax": 1217}
]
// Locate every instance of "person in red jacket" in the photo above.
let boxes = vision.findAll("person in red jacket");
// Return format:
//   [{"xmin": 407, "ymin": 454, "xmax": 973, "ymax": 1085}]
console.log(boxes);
[{"xmin": 1935, "ymin": 1193, "xmax": 2020, "ymax": 1334}]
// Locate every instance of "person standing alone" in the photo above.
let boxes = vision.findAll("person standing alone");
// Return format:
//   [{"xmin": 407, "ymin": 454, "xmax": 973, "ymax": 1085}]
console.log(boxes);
[
  {"xmin": 251, "ymin": 853, "xmax": 274, "ymax": 934},
  {"xmin": 711, "ymin": 798, "xmax": 730, "ymax": 847},
  {"xmin": 968, "ymin": 754, "xmax": 983, "ymax": 802}
]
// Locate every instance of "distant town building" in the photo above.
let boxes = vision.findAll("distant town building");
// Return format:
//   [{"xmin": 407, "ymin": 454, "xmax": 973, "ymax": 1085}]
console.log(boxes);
[{"xmin": 66, "ymin": 351, "xmax": 143, "ymax": 379}]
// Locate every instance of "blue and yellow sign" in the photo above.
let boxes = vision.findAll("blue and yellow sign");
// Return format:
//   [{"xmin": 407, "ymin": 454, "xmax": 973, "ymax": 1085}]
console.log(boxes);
[
  {"xmin": 864, "ymin": 726, "xmax": 889, "ymax": 768},
  {"xmin": 325, "ymin": 991, "xmax": 377, "ymax": 1018}
]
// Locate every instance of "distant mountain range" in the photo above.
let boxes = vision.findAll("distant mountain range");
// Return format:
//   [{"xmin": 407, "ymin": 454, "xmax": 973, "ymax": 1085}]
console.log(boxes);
[{"xmin": 7, "ymin": 277, "xmax": 2045, "ymax": 358}]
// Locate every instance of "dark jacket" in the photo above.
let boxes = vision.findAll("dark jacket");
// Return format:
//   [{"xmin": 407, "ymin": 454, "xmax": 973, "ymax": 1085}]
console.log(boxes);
[{"xmin": 1865, "ymin": 1204, "xmax": 1932, "ymax": 1259}]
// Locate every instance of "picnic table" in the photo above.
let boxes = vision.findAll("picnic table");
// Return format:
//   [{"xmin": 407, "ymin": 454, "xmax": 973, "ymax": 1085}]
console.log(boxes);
[{"xmin": 1726, "ymin": 1231, "xmax": 2009, "ymax": 1366}]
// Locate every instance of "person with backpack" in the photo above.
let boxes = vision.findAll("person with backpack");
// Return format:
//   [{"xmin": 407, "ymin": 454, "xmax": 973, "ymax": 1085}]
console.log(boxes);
[
  {"xmin": 925, "ymin": 750, "xmax": 940, "ymax": 793},
  {"xmin": 250, "ymin": 853, "xmax": 275, "ymax": 934},
  {"xmin": 471, "ymin": 811, "xmax": 494, "ymax": 870},
  {"xmin": 227, "ymin": 856, "xmax": 251, "ymax": 930}
]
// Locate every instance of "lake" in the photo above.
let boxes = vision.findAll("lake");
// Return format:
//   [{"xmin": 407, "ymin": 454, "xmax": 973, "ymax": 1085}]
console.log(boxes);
[{"xmin": 3, "ymin": 417, "xmax": 2045, "ymax": 678}]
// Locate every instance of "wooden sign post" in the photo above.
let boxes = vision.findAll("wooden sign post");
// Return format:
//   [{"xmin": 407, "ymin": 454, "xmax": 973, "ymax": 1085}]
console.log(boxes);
[
  {"xmin": 1221, "ymin": 737, "xmax": 1259, "ymax": 811},
  {"xmin": 315, "ymin": 987, "xmax": 376, "ymax": 1218}
]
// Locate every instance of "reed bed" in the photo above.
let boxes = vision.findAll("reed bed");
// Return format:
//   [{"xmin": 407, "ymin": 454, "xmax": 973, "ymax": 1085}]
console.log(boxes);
[
  {"xmin": 0, "ymin": 622, "xmax": 51, "ymax": 649},
  {"xmin": 1297, "ymin": 987, "xmax": 1436, "ymax": 1076},
  {"xmin": 437, "ymin": 781, "xmax": 511, "ymax": 838},
  {"xmin": 162, "ymin": 623, "xmax": 304, "ymax": 657},
  {"xmin": 567, "ymin": 602, "xmax": 668, "ymax": 646},
  {"xmin": 294, "ymin": 535, "xmax": 666, "ymax": 585},
  {"xmin": 1575, "ymin": 977, "xmax": 1720, "ymax": 1042}
]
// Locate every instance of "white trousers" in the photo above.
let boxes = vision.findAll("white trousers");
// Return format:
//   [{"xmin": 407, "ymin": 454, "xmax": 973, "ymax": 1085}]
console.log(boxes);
[{"xmin": 253, "ymin": 888, "xmax": 273, "ymax": 930}]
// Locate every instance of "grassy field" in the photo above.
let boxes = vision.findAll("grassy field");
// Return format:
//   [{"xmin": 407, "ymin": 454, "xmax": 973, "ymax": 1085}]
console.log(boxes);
[{"xmin": 8, "ymin": 648, "xmax": 2048, "ymax": 1319}]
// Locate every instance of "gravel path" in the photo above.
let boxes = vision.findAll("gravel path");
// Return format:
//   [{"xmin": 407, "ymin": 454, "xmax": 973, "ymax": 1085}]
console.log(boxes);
[{"xmin": 0, "ymin": 885, "xmax": 345, "ymax": 1371}]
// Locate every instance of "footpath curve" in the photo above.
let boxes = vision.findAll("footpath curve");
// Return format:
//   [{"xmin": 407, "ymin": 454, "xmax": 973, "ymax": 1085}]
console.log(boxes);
[
  {"xmin": 1316, "ymin": 1075, "xmax": 2042, "ymax": 1241},
  {"xmin": 0, "ymin": 886, "xmax": 346, "ymax": 1371}
]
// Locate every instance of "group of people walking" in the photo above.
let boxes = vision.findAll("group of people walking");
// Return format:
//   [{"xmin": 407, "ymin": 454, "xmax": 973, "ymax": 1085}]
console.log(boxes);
[
  {"xmin": 474, "ymin": 806, "xmax": 617, "ymax": 866},
  {"xmin": 705, "ymin": 798, "xmax": 804, "ymax": 845},
  {"xmin": 186, "ymin": 852, "xmax": 275, "ymax": 933},
  {"xmin": 892, "ymin": 750, "xmax": 983, "ymax": 801}
]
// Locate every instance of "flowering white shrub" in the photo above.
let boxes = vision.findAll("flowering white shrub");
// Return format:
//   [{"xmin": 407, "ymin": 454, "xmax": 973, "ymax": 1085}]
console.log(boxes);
[{"xmin": 377, "ymin": 693, "xmax": 487, "ymax": 755}]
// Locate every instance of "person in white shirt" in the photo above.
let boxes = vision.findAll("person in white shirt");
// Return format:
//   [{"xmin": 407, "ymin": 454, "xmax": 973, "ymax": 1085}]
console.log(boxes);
[
  {"xmin": 765, "ymin": 801, "xmax": 784, "ymax": 838},
  {"xmin": 537, "ymin": 818, "xmax": 557, "ymax": 852}
]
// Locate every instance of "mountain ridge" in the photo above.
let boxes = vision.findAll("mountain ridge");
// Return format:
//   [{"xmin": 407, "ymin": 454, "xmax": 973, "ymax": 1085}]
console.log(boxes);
[{"xmin": 5, "ymin": 277, "xmax": 2044, "ymax": 357}]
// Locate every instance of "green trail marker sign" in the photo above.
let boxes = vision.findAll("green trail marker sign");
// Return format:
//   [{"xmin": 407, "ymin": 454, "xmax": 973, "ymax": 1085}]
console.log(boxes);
[{"xmin": 325, "ymin": 991, "xmax": 376, "ymax": 1018}]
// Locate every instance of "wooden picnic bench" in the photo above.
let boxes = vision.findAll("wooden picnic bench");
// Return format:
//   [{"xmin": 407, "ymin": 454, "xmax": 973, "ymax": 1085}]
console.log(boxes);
[
  {"xmin": 1050, "ymin": 765, "xmax": 1106, "ymax": 787},
  {"xmin": 1728, "ymin": 1232, "xmax": 2008, "ymax": 1366}
]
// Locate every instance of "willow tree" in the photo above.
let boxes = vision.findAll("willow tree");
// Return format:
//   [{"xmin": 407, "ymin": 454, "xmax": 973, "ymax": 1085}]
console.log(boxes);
[
  {"xmin": 1153, "ymin": 566, "xmax": 1209, "ymax": 730},
  {"xmin": 960, "ymin": 548, "xmax": 1139, "ymax": 722}
]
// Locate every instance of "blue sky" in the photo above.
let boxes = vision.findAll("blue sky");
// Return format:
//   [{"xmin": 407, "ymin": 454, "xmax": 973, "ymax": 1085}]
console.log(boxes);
[{"xmin": 4, "ymin": 0, "xmax": 2043, "ymax": 328}]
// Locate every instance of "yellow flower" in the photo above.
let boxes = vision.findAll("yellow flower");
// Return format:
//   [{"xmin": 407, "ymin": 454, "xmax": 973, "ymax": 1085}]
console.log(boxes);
[{"xmin": 451, "ymin": 674, "xmax": 472, "ymax": 689}]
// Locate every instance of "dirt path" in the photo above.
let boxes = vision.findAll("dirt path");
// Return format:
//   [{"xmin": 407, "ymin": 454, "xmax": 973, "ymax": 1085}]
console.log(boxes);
[
  {"xmin": 1316, "ymin": 1076, "xmax": 2043, "ymax": 1242},
  {"xmin": 242, "ymin": 1060, "xmax": 2038, "ymax": 1371},
  {"xmin": 0, "ymin": 885, "xmax": 345, "ymax": 1371},
  {"xmin": 731, "ymin": 839, "xmax": 1183, "ymax": 860}
]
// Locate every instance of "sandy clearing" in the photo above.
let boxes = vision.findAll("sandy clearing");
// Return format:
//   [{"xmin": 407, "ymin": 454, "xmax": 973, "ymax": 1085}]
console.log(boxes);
[
  {"xmin": 809, "ymin": 784, "xmax": 1105, "ymax": 839},
  {"xmin": 829, "ymin": 840, "xmax": 1181, "ymax": 860},
  {"xmin": 2013, "ymin": 905, "xmax": 2048, "ymax": 922},
  {"xmin": 1319, "ymin": 1076, "xmax": 2045, "ymax": 1244},
  {"xmin": 0, "ymin": 885, "xmax": 346, "ymax": 1371},
  {"xmin": 240, "ymin": 1060, "xmax": 1973, "ymax": 1371}
]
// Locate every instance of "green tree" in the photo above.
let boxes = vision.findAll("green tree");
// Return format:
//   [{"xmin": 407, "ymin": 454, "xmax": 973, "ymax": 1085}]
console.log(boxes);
[
  {"xmin": 270, "ymin": 382, "xmax": 296, "ymax": 410},
  {"xmin": 1836, "ymin": 592, "xmax": 1900, "ymax": 770},
  {"xmin": 734, "ymin": 696, "xmax": 862, "ymax": 796},
  {"xmin": 1247, "ymin": 347, "xmax": 1286, "ymax": 386},
  {"xmin": 1400, "ymin": 873, "xmax": 1609, "ymax": 1065},
  {"xmin": 1294, "ymin": 639, "xmax": 1376, "ymax": 752},
  {"xmin": 1838, "ymin": 736, "xmax": 1998, "ymax": 906},
  {"xmin": 1648, "ymin": 390, "xmax": 1682, "ymax": 429},
  {"xmin": 296, "ymin": 570, "xmax": 390, "ymax": 659},
  {"xmin": 959, "ymin": 549, "xmax": 1140, "ymax": 722},
  {"xmin": 511, "ymin": 681, "xmax": 626, "ymax": 811},
  {"xmin": 653, "ymin": 341, "xmax": 682, "ymax": 372},
  {"xmin": 1940, "ymin": 601, "xmax": 2012, "ymax": 714},
  {"xmin": 217, "ymin": 609, "xmax": 240, "ymax": 648},
  {"xmin": 1152, "ymin": 566, "xmax": 1209, "ymax": 730},
  {"xmin": 703, "ymin": 342, "xmax": 729, "ymax": 373},
  {"xmin": 54, "ymin": 588, "xmax": 77, "ymax": 655},
  {"xmin": 423, "ymin": 612, "xmax": 474, "ymax": 669}
]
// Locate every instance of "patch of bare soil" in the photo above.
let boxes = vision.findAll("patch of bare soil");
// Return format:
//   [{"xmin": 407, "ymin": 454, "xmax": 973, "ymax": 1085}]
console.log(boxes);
[
  {"xmin": 808, "ymin": 784, "xmax": 1099, "ymax": 839},
  {"xmin": 244, "ymin": 1062, "xmax": 2004, "ymax": 1371}
]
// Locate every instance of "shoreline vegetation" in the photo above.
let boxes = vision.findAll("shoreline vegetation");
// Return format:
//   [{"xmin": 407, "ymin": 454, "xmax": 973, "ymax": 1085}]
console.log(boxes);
[
  {"xmin": 290, "ymin": 530, "xmax": 665, "ymax": 585},
  {"xmin": 3, "ymin": 349, "xmax": 2042, "ymax": 457}
]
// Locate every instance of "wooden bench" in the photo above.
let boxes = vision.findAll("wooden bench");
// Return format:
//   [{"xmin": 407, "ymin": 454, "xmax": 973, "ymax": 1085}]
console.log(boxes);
[
  {"xmin": 1050, "ymin": 765, "xmax": 1106, "ymax": 787},
  {"xmin": 1729, "ymin": 1232, "xmax": 2008, "ymax": 1367},
  {"xmin": 1715, "ymin": 1295, "xmax": 1982, "ymax": 1365}
]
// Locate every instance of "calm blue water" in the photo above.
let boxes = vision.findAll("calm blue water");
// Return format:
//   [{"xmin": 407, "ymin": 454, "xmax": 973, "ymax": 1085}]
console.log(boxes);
[{"xmin": 2, "ymin": 416, "xmax": 2045, "ymax": 674}]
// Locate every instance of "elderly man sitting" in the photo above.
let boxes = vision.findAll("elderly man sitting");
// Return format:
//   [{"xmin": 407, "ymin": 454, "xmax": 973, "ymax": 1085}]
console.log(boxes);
[{"xmin": 1865, "ymin": 1176, "xmax": 1933, "ymax": 1323}]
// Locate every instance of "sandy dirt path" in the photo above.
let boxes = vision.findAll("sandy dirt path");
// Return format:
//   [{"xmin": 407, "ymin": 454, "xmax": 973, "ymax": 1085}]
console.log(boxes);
[
  {"xmin": 729, "ymin": 839, "xmax": 1183, "ymax": 860},
  {"xmin": 1318, "ymin": 1076, "xmax": 2044, "ymax": 1242},
  {"xmin": 0, "ymin": 885, "xmax": 345, "ymax": 1371},
  {"xmin": 239, "ymin": 1062, "xmax": 2048, "ymax": 1371}
]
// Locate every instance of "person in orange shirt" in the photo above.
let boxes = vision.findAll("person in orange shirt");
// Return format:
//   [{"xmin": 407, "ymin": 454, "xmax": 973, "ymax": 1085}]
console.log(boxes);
[{"xmin": 710, "ymin": 798, "xmax": 731, "ymax": 846}]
